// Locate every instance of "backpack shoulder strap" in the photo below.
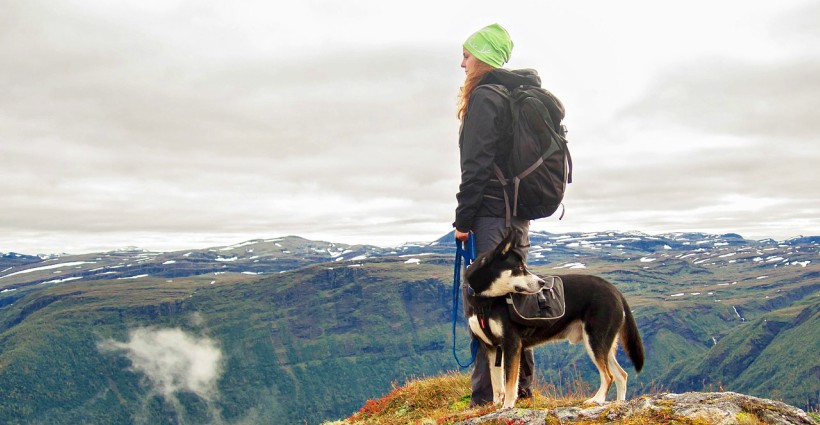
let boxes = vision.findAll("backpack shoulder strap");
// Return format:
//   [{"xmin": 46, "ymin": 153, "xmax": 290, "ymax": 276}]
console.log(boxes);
[
  {"xmin": 480, "ymin": 83, "xmax": 510, "ymax": 98},
  {"xmin": 493, "ymin": 164, "xmax": 512, "ymax": 228},
  {"xmin": 483, "ymin": 83, "xmax": 513, "ymax": 228}
]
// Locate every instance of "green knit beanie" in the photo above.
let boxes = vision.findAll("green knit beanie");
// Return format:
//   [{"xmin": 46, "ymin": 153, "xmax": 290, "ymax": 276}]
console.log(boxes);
[{"xmin": 463, "ymin": 23, "xmax": 513, "ymax": 68}]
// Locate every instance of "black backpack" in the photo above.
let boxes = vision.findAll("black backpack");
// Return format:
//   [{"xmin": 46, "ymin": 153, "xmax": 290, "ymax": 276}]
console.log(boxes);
[{"xmin": 486, "ymin": 84, "xmax": 572, "ymax": 222}]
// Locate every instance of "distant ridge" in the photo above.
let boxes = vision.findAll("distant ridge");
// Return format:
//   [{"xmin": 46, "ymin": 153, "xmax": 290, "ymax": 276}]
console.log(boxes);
[{"xmin": 3, "ymin": 230, "xmax": 818, "ymax": 258}]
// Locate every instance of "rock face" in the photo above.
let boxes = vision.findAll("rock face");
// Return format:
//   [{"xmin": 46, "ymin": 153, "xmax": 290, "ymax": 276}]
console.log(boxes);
[{"xmin": 455, "ymin": 392, "xmax": 817, "ymax": 425}]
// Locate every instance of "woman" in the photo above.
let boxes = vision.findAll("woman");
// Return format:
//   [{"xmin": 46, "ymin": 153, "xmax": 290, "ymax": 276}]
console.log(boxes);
[{"xmin": 454, "ymin": 23, "xmax": 540, "ymax": 406}]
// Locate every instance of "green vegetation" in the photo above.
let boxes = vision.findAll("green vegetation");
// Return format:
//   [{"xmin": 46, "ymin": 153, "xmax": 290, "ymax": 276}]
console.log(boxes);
[{"xmin": 0, "ymin": 234, "xmax": 816, "ymax": 423}]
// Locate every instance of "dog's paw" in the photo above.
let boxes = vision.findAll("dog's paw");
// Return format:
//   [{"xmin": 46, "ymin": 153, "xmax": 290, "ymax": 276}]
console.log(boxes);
[
  {"xmin": 501, "ymin": 401, "xmax": 516, "ymax": 410},
  {"xmin": 583, "ymin": 397, "xmax": 606, "ymax": 405}
]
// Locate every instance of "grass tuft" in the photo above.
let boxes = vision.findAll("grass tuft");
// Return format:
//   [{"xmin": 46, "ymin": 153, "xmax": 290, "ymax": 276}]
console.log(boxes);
[
  {"xmin": 337, "ymin": 372, "xmax": 748, "ymax": 425},
  {"xmin": 343, "ymin": 371, "xmax": 592, "ymax": 424},
  {"xmin": 346, "ymin": 372, "xmax": 485, "ymax": 424}
]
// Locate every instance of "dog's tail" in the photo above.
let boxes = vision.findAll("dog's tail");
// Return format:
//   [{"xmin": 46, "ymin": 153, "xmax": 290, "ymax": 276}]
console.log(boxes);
[{"xmin": 620, "ymin": 296, "xmax": 644, "ymax": 372}]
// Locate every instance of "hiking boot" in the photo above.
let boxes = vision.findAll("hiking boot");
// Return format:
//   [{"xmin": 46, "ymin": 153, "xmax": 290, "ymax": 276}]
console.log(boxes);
[{"xmin": 518, "ymin": 388, "xmax": 533, "ymax": 399}]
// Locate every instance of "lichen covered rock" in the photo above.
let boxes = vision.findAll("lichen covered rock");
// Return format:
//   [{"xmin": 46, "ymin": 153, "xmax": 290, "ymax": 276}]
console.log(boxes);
[{"xmin": 454, "ymin": 392, "xmax": 816, "ymax": 425}]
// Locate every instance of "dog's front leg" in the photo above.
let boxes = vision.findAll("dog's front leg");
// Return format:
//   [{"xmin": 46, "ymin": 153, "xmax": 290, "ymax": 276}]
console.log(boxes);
[
  {"xmin": 486, "ymin": 346, "xmax": 505, "ymax": 405},
  {"xmin": 502, "ymin": 343, "xmax": 522, "ymax": 409}
]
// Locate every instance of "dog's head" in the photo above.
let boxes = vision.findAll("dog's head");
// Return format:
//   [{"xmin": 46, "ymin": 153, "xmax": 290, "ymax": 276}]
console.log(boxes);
[{"xmin": 465, "ymin": 229, "xmax": 545, "ymax": 297}]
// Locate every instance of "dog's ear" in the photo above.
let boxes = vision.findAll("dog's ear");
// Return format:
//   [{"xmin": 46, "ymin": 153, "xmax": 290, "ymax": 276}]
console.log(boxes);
[{"xmin": 496, "ymin": 228, "xmax": 518, "ymax": 257}]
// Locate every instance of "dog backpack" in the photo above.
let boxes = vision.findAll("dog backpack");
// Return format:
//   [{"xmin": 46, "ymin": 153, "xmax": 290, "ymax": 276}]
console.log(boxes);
[
  {"xmin": 506, "ymin": 276, "xmax": 566, "ymax": 326},
  {"xmin": 487, "ymin": 84, "xmax": 572, "ymax": 222}
]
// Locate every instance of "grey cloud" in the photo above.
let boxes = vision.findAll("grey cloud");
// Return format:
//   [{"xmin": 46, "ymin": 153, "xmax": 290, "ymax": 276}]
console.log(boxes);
[
  {"xmin": 562, "ymin": 149, "xmax": 818, "ymax": 241},
  {"xmin": 608, "ymin": 11, "xmax": 820, "ymax": 242},
  {"xmin": 621, "ymin": 2, "xmax": 820, "ymax": 143},
  {"xmin": 572, "ymin": 144, "xmax": 816, "ymax": 212},
  {"xmin": 1, "ymin": 2, "xmax": 461, "ymax": 239},
  {"xmin": 620, "ymin": 58, "xmax": 820, "ymax": 142},
  {"xmin": 7, "ymin": 0, "xmax": 814, "ymax": 253},
  {"xmin": 771, "ymin": 1, "xmax": 820, "ymax": 45}
]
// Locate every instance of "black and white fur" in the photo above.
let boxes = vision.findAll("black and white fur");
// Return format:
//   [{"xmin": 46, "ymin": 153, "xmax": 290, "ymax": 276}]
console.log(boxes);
[{"xmin": 464, "ymin": 230, "xmax": 645, "ymax": 409}]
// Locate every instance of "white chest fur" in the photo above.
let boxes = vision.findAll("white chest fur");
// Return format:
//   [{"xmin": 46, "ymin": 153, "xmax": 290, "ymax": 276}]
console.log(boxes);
[{"xmin": 468, "ymin": 315, "xmax": 504, "ymax": 345}]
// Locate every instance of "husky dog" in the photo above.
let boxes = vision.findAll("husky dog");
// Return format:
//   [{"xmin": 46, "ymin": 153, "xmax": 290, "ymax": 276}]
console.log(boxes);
[{"xmin": 464, "ymin": 230, "xmax": 644, "ymax": 409}]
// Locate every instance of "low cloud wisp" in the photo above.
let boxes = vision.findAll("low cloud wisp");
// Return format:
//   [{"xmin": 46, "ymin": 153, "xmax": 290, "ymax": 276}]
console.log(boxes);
[{"xmin": 99, "ymin": 327, "xmax": 223, "ymax": 402}]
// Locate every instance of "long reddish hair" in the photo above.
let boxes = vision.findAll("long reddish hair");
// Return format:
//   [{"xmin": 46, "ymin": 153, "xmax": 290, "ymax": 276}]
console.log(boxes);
[{"xmin": 457, "ymin": 61, "xmax": 495, "ymax": 121}]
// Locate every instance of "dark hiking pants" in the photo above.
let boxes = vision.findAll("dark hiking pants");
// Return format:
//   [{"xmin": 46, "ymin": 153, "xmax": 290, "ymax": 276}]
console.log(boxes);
[{"xmin": 465, "ymin": 216, "xmax": 534, "ymax": 406}]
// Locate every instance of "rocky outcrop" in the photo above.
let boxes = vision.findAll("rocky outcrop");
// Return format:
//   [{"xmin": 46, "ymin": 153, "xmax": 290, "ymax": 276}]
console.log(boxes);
[{"xmin": 455, "ymin": 392, "xmax": 816, "ymax": 425}]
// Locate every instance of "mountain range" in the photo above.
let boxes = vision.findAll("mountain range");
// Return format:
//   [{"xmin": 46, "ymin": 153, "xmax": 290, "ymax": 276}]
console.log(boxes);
[{"xmin": 1, "ymin": 231, "xmax": 817, "ymax": 424}]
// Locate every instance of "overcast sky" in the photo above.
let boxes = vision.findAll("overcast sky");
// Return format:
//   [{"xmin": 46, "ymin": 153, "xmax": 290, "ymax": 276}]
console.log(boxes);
[{"xmin": 2, "ymin": 0, "xmax": 818, "ymax": 254}]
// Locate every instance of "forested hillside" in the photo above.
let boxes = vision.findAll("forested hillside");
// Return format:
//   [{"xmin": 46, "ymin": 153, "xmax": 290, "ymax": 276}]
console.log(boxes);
[{"xmin": 0, "ymin": 232, "xmax": 816, "ymax": 424}]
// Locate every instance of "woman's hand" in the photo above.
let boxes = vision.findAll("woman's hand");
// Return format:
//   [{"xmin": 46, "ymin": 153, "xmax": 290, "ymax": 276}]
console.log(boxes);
[{"xmin": 455, "ymin": 229, "xmax": 471, "ymax": 241}]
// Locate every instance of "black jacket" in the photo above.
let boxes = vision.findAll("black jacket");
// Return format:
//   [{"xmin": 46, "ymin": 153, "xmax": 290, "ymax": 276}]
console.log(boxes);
[{"xmin": 454, "ymin": 68, "xmax": 542, "ymax": 232}]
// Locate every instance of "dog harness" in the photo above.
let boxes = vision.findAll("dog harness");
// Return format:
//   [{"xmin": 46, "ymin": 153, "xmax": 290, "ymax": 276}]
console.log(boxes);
[
  {"xmin": 475, "ymin": 306, "xmax": 492, "ymax": 333},
  {"xmin": 474, "ymin": 305, "xmax": 504, "ymax": 368}
]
